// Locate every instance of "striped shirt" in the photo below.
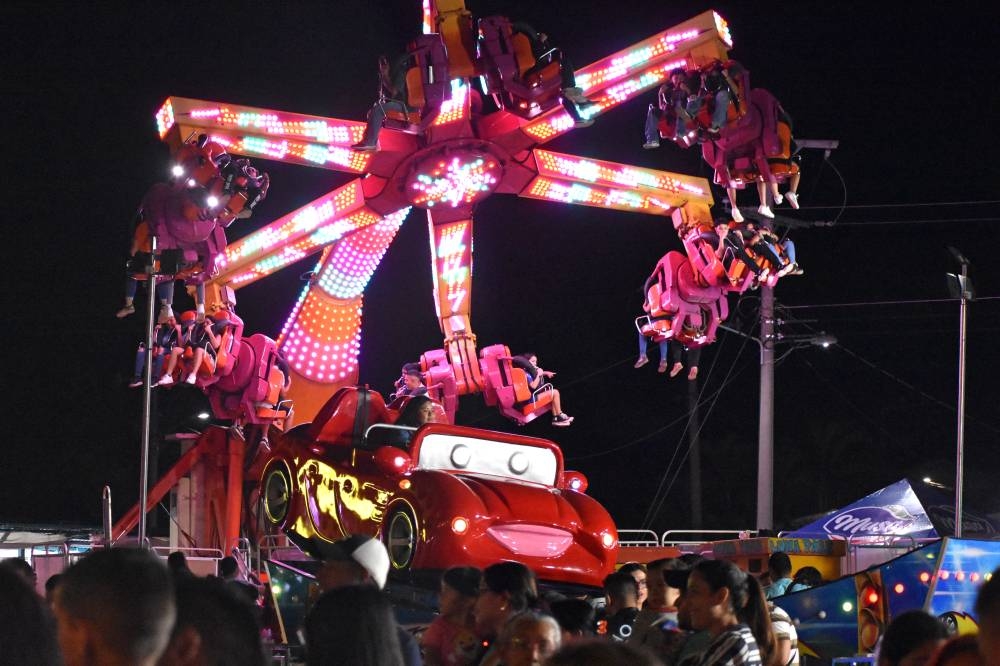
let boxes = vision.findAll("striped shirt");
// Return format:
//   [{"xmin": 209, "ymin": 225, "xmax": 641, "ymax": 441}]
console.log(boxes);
[
  {"xmin": 697, "ymin": 624, "xmax": 762, "ymax": 666},
  {"xmin": 770, "ymin": 604, "xmax": 799, "ymax": 666}
]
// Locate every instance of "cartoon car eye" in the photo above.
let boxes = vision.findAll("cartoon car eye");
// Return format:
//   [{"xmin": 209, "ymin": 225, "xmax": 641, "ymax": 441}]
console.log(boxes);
[
  {"xmin": 451, "ymin": 444, "xmax": 471, "ymax": 469},
  {"xmin": 508, "ymin": 451, "xmax": 530, "ymax": 475}
]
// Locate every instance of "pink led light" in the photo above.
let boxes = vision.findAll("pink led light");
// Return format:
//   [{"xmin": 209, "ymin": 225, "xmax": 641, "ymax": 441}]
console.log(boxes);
[
  {"xmin": 406, "ymin": 153, "xmax": 501, "ymax": 208},
  {"xmin": 176, "ymin": 100, "xmax": 365, "ymax": 144},
  {"xmin": 432, "ymin": 220, "xmax": 471, "ymax": 315},
  {"xmin": 280, "ymin": 292, "xmax": 364, "ymax": 381},
  {"xmin": 534, "ymin": 149, "xmax": 708, "ymax": 200},
  {"xmin": 524, "ymin": 177, "xmax": 673, "ymax": 214},
  {"xmin": 433, "ymin": 79, "xmax": 470, "ymax": 126},
  {"xmin": 714, "ymin": 12, "xmax": 734, "ymax": 48}
]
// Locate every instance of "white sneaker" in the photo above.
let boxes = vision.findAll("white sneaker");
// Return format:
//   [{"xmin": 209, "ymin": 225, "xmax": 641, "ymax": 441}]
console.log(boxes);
[
  {"xmin": 157, "ymin": 374, "xmax": 174, "ymax": 386},
  {"xmin": 785, "ymin": 192, "xmax": 799, "ymax": 209},
  {"xmin": 731, "ymin": 208, "xmax": 744, "ymax": 223},
  {"xmin": 757, "ymin": 205, "xmax": 774, "ymax": 218},
  {"xmin": 185, "ymin": 373, "xmax": 197, "ymax": 385},
  {"xmin": 116, "ymin": 304, "xmax": 135, "ymax": 318},
  {"xmin": 634, "ymin": 357, "xmax": 649, "ymax": 369},
  {"xmin": 159, "ymin": 304, "xmax": 174, "ymax": 321},
  {"xmin": 773, "ymin": 193, "xmax": 783, "ymax": 205},
  {"xmin": 128, "ymin": 379, "xmax": 143, "ymax": 388},
  {"xmin": 642, "ymin": 140, "xmax": 660, "ymax": 150}
]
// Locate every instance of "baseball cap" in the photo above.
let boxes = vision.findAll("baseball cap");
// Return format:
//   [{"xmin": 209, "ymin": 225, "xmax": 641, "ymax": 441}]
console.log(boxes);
[
  {"xmin": 304, "ymin": 534, "xmax": 390, "ymax": 590},
  {"xmin": 663, "ymin": 567, "xmax": 692, "ymax": 591}
]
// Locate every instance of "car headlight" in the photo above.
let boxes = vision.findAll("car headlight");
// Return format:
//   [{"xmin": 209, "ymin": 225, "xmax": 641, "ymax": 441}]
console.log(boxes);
[
  {"xmin": 451, "ymin": 516, "xmax": 469, "ymax": 534},
  {"xmin": 171, "ymin": 165, "xmax": 184, "ymax": 177}
]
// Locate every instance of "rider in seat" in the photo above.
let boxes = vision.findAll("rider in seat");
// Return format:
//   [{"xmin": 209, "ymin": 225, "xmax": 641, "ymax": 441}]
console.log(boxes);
[
  {"xmin": 514, "ymin": 353, "xmax": 573, "ymax": 427},
  {"xmin": 351, "ymin": 52, "xmax": 415, "ymax": 152},
  {"xmin": 510, "ymin": 22, "xmax": 596, "ymax": 128}
]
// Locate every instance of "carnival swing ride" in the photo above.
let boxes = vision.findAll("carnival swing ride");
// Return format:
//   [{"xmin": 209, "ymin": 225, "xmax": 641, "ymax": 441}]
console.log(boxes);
[{"xmin": 114, "ymin": 2, "xmax": 804, "ymax": 585}]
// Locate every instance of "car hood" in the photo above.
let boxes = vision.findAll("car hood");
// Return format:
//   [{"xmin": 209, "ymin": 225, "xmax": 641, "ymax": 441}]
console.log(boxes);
[{"xmin": 439, "ymin": 472, "xmax": 584, "ymax": 525}]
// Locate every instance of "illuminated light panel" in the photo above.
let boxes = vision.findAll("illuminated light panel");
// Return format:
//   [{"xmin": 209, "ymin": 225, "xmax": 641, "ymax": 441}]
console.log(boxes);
[
  {"xmin": 422, "ymin": 0, "xmax": 433, "ymax": 34},
  {"xmin": 407, "ymin": 153, "xmax": 501, "ymax": 209},
  {"xmin": 575, "ymin": 31, "xmax": 698, "ymax": 92},
  {"xmin": 204, "ymin": 132, "xmax": 371, "ymax": 172},
  {"xmin": 218, "ymin": 181, "xmax": 364, "ymax": 278},
  {"xmin": 156, "ymin": 99, "xmax": 175, "ymax": 138},
  {"xmin": 433, "ymin": 79, "xmax": 470, "ymax": 126},
  {"xmin": 175, "ymin": 101, "xmax": 365, "ymax": 144},
  {"xmin": 714, "ymin": 12, "xmax": 734, "ymax": 48},
  {"xmin": 523, "ymin": 59, "xmax": 688, "ymax": 143},
  {"xmin": 534, "ymin": 150, "xmax": 709, "ymax": 199},
  {"xmin": 280, "ymin": 293, "xmax": 364, "ymax": 382},
  {"xmin": 316, "ymin": 208, "xmax": 410, "ymax": 298},
  {"xmin": 524, "ymin": 177, "xmax": 677, "ymax": 214},
  {"xmin": 431, "ymin": 220, "xmax": 472, "ymax": 317}
]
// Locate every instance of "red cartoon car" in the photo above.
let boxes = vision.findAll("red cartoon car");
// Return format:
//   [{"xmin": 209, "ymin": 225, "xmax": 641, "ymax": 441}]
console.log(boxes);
[{"xmin": 258, "ymin": 387, "xmax": 618, "ymax": 588}]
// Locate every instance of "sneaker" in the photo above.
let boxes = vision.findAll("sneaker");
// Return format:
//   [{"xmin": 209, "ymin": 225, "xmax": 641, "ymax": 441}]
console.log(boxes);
[
  {"xmin": 157, "ymin": 374, "xmax": 174, "ymax": 386},
  {"xmin": 159, "ymin": 304, "xmax": 174, "ymax": 321},
  {"xmin": 350, "ymin": 142, "xmax": 378, "ymax": 153},
  {"xmin": 185, "ymin": 373, "xmax": 197, "ymax": 385},
  {"xmin": 552, "ymin": 413, "xmax": 573, "ymax": 427},
  {"xmin": 573, "ymin": 117, "xmax": 595, "ymax": 128},
  {"xmin": 634, "ymin": 357, "xmax": 649, "ymax": 369},
  {"xmin": 642, "ymin": 140, "xmax": 660, "ymax": 150},
  {"xmin": 757, "ymin": 205, "xmax": 774, "ymax": 218},
  {"xmin": 773, "ymin": 192, "xmax": 783, "ymax": 205},
  {"xmin": 687, "ymin": 366, "xmax": 699, "ymax": 381},
  {"xmin": 657, "ymin": 360, "xmax": 669, "ymax": 373},
  {"xmin": 562, "ymin": 86, "xmax": 586, "ymax": 103},
  {"xmin": 116, "ymin": 304, "xmax": 135, "ymax": 318},
  {"xmin": 669, "ymin": 362, "xmax": 684, "ymax": 378},
  {"xmin": 785, "ymin": 192, "xmax": 800, "ymax": 209},
  {"xmin": 775, "ymin": 263, "xmax": 794, "ymax": 279},
  {"xmin": 731, "ymin": 207, "xmax": 744, "ymax": 223},
  {"xmin": 790, "ymin": 263, "xmax": 804, "ymax": 276},
  {"xmin": 128, "ymin": 378, "xmax": 143, "ymax": 388}
]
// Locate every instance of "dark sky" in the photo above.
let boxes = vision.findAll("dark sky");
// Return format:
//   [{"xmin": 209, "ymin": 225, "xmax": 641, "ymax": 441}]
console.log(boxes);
[{"xmin": 4, "ymin": 1, "xmax": 999, "ymax": 533}]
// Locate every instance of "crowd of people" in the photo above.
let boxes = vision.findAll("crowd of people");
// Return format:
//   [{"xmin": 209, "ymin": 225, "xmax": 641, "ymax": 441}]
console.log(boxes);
[{"xmin": 2, "ymin": 544, "xmax": 997, "ymax": 666}]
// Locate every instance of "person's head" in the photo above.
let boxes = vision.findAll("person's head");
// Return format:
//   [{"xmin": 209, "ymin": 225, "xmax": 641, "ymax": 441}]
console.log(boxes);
[
  {"xmin": 218, "ymin": 556, "xmax": 239, "ymax": 580},
  {"xmin": 549, "ymin": 598, "xmax": 595, "ymax": 643},
  {"xmin": 403, "ymin": 369, "xmax": 424, "ymax": 391},
  {"xmin": 603, "ymin": 571, "xmax": 639, "ymax": 613},
  {"xmin": 475, "ymin": 561, "xmax": 538, "ymax": 637},
  {"xmin": 496, "ymin": 612, "xmax": 561, "ymax": 666},
  {"xmin": 643, "ymin": 558, "xmax": 672, "ymax": 609},
  {"xmin": 55, "ymin": 548, "xmax": 176, "ymax": 666},
  {"xmin": 45, "ymin": 572, "xmax": 63, "ymax": 605},
  {"xmin": 0, "ymin": 556, "xmax": 36, "ymax": 587},
  {"xmin": 304, "ymin": 585, "xmax": 403, "ymax": 666},
  {"xmin": 767, "ymin": 552, "xmax": 792, "ymax": 580},
  {"xmin": 975, "ymin": 568, "xmax": 1000, "ymax": 666},
  {"xmin": 520, "ymin": 352, "xmax": 538, "ymax": 367},
  {"xmin": 179, "ymin": 311, "xmax": 197, "ymax": 329},
  {"xmin": 791, "ymin": 566, "xmax": 822, "ymax": 589},
  {"xmin": 664, "ymin": 567, "xmax": 693, "ymax": 629},
  {"xmin": 686, "ymin": 560, "xmax": 776, "ymax": 658},
  {"xmin": 0, "ymin": 566, "xmax": 61, "ymax": 665},
  {"xmin": 877, "ymin": 610, "xmax": 947, "ymax": 666},
  {"xmin": 669, "ymin": 68, "xmax": 687, "ymax": 87},
  {"xmin": 166, "ymin": 551, "xmax": 191, "ymax": 576},
  {"xmin": 396, "ymin": 395, "xmax": 437, "ymax": 428},
  {"xmin": 618, "ymin": 562, "xmax": 648, "ymax": 607},
  {"xmin": 926, "ymin": 635, "xmax": 984, "ymax": 666},
  {"xmin": 307, "ymin": 534, "xmax": 390, "ymax": 592},
  {"xmin": 545, "ymin": 638, "xmax": 666, "ymax": 666},
  {"xmin": 157, "ymin": 576, "xmax": 266, "ymax": 666},
  {"xmin": 439, "ymin": 566, "xmax": 481, "ymax": 621}
]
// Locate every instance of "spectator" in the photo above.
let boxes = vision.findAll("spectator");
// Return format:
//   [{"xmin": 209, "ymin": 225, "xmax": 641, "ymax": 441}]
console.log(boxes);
[
  {"xmin": 764, "ymin": 553, "xmax": 793, "ymax": 599},
  {"xmin": 550, "ymin": 598, "xmax": 596, "ymax": 643},
  {"xmin": 786, "ymin": 567, "xmax": 822, "ymax": 594},
  {"xmin": 167, "ymin": 551, "xmax": 193, "ymax": 578},
  {"xmin": 218, "ymin": 555, "xmax": 259, "ymax": 607},
  {"xmin": 157, "ymin": 575, "xmax": 266, "ymax": 666},
  {"xmin": 474, "ymin": 561, "xmax": 539, "ymax": 666},
  {"xmin": 619, "ymin": 562, "xmax": 650, "ymax": 608},
  {"xmin": 628, "ymin": 559, "xmax": 680, "ymax": 654},
  {"xmin": 769, "ymin": 602, "xmax": 798, "ymax": 666},
  {"xmin": 301, "ymin": 534, "xmax": 421, "ymax": 666},
  {"xmin": 495, "ymin": 611, "xmax": 561, "ymax": 666},
  {"xmin": 422, "ymin": 566, "xmax": 482, "ymax": 666},
  {"xmin": 514, "ymin": 353, "xmax": 573, "ymax": 426},
  {"xmin": 45, "ymin": 572, "xmax": 63, "ymax": 605},
  {"xmin": 304, "ymin": 584, "xmax": 404, "ymax": 666},
  {"xmin": 876, "ymin": 610, "xmax": 947, "ymax": 666},
  {"xmin": 546, "ymin": 638, "xmax": 665, "ymax": 666},
  {"xmin": 0, "ymin": 566, "xmax": 61, "ymax": 665},
  {"xmin": 601, "ymin": 571, "xmax": 641, "ymax": 642},
  {"xmin": 926, "ymin": 635, "xmax": 984, "ymax": 666},
  {"xmin": 975, "ymin": 567, "xmax": 1000, "ymax": 666},
  {"xmin": 53, "ymin": 548, "xmax": 176, "ymax": 666},
  {"xmin": 684, "ymin": 559, "xmax": 777, "ymax": 666},
  {"xmin": 0, "ymin": 556, "xmax": 36, "ymax": 588}
]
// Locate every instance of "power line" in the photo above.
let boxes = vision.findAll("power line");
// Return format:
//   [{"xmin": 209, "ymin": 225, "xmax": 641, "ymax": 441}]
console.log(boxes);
[
  {"xmin": 783, "ymin": 296, "xmax": 1000, "ymax": 310},
  {"xmin": 821, "ymin": 217, "xmax": 1000, "ymax": 227},
  {"xmin": 799, "ymin": 199, "xmax": 1000, "ymax": 210}
]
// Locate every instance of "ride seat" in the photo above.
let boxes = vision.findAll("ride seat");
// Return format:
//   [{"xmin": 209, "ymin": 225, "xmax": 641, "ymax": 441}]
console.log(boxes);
[
  {"xmin": 511, "ymin": 33, "xmax": 536, "ymax": 73},
  {"xmin": 478, "ymin": 344, "xmax": 553, "ymax": 424}
]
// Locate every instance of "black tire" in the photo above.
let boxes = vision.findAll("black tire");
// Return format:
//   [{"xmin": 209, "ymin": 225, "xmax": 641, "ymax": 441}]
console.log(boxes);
[
  {"xmin": 261, "ymin": 462, "xmax": 292, "ymax": 528},
  {"xmin": 384, "ymin": 506, "xmax": 418, "ymax": 571}
]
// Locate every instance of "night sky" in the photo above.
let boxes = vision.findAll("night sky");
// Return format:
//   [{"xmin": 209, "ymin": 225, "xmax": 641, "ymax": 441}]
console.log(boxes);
[{"xmin": 4, "ymin": 1, "xmax": 999, "ymax": 534}]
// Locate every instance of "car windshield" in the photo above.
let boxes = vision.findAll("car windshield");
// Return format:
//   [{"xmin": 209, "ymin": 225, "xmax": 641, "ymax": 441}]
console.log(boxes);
[{"xmin": 415, "ymin": 433, "xmax": 558, "ymax": 486}]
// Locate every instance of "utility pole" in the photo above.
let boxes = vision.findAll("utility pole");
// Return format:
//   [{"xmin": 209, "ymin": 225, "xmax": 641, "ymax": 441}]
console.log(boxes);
[
  {"xmin": 687, "ymin": 379, "xmax": 703, "ymax": 528},
  {"xmin": 947, "ymin": 247, "xmax": 972, "ymax": 538},
  {"xmin": 757, "ymin": 284, "xmax": 775, "ymax": 531}
]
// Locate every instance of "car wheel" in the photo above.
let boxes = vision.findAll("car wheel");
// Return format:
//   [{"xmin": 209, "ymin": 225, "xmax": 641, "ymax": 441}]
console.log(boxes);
[
  {"xmin": 262, "ymin": 462, "xmax": 292, "ymax": 528},
  {"xmin": 384, "ymin": 507, "xmax": 417, "ymax": 571}
]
